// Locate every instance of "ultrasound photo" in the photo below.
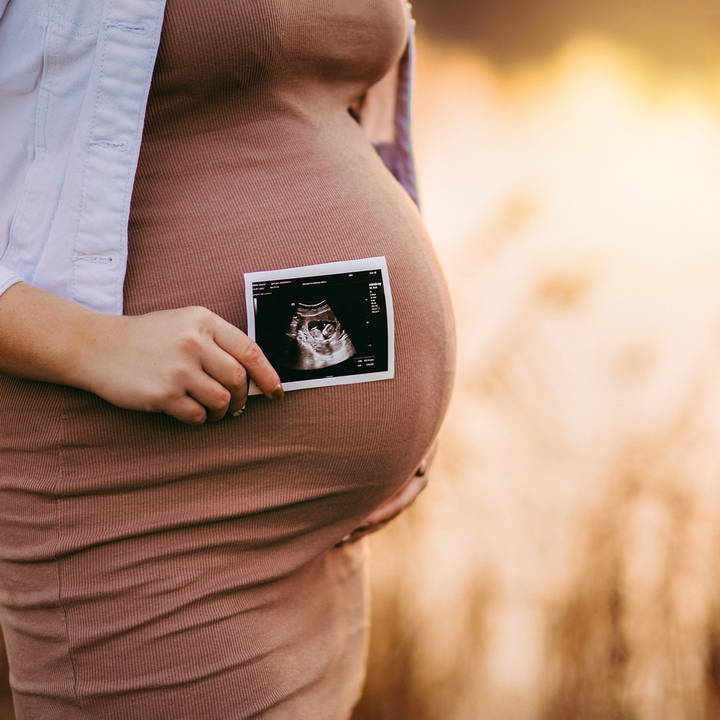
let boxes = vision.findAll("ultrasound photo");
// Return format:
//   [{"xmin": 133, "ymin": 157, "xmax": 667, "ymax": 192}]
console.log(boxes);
[{"xmin": 244, "ymin": 257, "xmax": 395, "ymax": 394}]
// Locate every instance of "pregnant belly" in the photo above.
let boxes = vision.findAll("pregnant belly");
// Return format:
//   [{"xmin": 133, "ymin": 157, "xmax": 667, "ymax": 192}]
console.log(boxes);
[{"xmin": 38, "ymin": 113, "xmax": 457, "ymax": 574}]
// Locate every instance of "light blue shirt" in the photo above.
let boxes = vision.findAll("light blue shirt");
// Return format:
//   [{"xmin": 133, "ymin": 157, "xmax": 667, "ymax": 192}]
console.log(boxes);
[{"xmin": 0, "ymin": 0, "xmax": 418, "ymax": 315}]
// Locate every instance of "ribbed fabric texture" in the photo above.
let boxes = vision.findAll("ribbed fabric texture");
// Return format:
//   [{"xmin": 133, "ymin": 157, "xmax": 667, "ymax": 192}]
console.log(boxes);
[{"xmin": 0, "ymin": 1, "xmax": 457, "ymax": 718}]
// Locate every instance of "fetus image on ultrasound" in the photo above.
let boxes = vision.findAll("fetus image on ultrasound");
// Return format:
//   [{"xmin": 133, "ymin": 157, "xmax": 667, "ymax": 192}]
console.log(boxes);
[
  {"xmin": 247, "ymin": 261, "xmax": 394, "ymax": 391},
  {"xmin": 281, "ymin": 300, "xmax": 356, "ymax": 370}
]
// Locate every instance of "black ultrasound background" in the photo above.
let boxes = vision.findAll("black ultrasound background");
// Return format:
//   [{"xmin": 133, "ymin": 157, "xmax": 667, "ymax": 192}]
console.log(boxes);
[{"xmin": 252, "ymin": 270, "xmax": 390, "ymax": 383}]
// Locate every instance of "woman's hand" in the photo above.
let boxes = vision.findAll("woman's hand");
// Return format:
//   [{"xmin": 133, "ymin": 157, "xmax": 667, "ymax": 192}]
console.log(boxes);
[
  {"xmin": 336, "ymin": 438, "xmax": 440, "ymax": 546},
  {"xmin": 0, "ymin": 284, "xmax": 283, "ymax": 423},
  {"xmin": 81, "ymin": 305, "xmax": 284, "ymax": 424}
]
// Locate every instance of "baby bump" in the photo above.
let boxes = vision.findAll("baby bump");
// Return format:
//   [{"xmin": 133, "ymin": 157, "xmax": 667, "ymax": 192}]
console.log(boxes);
[
  {"xmin": 109, "ymin": 90, "xmax": 458, "ymax": 565},
  {"xmin": 53, "ymin": 253, "xmax": 455, "ymax": 569}
]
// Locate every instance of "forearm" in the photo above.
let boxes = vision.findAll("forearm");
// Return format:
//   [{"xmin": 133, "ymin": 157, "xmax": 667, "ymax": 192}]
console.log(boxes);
[
  {"xmin": 0, "ymin": 283, "xmax": 282, "ymax": 423},
  {"xmin": 0, "ymin": 282, "xmax": 109, "ymax": 390}
]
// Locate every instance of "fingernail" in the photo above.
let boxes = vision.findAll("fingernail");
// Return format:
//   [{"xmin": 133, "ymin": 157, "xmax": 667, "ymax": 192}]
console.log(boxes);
[
  {"xmin": 232, "ymin": 408, "xmax": 244, "ymax": 417},
  {"xmin": 270, "ymin": 383, "xmax": 284, "ymax": 401}
]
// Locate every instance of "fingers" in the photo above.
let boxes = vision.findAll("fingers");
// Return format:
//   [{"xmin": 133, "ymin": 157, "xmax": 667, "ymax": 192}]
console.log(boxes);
[
  {"xmin": 362, "ymin": 473, "xmax": 428, "ymax": 527},
  {"xmin": 212, "ymin": 320, "xmax": 284, "ymax": 400},
  {"xmin": 201, "ymin": 345, "xmax": 248, "ymax": 416},
  {"xmin": 421, "ymin": 436, "xmax": 440, "ymax": 474},
  {"xmin": 335, "ymin": 519, "xmax": 390, "ymax": 547},
  {"xmin": 185, "ymin": 372, "xmax": 232, "ymax": 422},
  {"xmin": 164, "ymin": 394, "xmax": 209, "ymax": 425},
  {"xmin": 335, "ymin": 472, "xmax": 431, "ymax": 547}
]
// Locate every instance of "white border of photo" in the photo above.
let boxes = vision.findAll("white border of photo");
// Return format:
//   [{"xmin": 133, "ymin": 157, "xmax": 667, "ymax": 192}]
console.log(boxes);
[{"xmin": 244, "ymin": 256, "xmax": 395, "ymax": 395}]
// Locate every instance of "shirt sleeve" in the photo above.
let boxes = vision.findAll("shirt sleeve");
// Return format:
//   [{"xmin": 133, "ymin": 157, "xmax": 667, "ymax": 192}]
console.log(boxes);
[
  {"xmin": 0, "ymin": 265, "xmax": 23, "ymax": 297},
  {"xmin": 1, "ymin": 1, "xmax": 32, "ymax": 298}
]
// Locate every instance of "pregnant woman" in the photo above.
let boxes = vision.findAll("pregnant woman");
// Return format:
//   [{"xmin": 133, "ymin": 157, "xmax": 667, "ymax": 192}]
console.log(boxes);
[{"xmin": 0, "ymin": 1, "xmax": 456, "ymax": 718}]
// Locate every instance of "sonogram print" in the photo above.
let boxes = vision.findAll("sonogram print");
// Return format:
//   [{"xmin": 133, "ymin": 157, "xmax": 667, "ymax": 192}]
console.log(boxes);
[
  {"xmin": 245, "ymin": 257, "xmax": 395, "ymax": 393},
  {"xmin": 281, "ymin": 300, "xmax": 356, "ymax": 370}
]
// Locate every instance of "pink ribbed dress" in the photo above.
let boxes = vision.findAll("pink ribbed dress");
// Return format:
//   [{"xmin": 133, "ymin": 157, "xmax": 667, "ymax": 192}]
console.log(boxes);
[{"xmin": 0, "ymin": 1, "xmax": 456, "ymax": 718}]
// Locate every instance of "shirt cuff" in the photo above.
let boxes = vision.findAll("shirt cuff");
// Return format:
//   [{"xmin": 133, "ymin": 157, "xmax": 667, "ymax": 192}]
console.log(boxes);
[{"xmin": 0, "ymin": 266, "xmax": 23, "ymax": 297}]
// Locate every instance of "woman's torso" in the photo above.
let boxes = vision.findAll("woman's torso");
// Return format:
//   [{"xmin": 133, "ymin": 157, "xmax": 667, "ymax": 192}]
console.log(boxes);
[
  {"xmin": 0, "ymin": 1, "xmax": 456, "ymax": 716},
  {"xmin": 120, "ymin": 0, "xmax": 457, "ymax": 542}
]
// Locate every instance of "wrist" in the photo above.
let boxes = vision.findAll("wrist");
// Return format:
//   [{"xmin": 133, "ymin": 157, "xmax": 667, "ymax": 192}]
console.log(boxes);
[{"xmin": 61, "ymin": 309, "xmax": 126, "ymax": 394}]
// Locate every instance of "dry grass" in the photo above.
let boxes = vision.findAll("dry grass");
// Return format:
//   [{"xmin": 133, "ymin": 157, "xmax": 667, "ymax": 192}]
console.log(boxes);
[{"xmin": 354, "ymin": 35, "xmax": 720, "ymax": 720}]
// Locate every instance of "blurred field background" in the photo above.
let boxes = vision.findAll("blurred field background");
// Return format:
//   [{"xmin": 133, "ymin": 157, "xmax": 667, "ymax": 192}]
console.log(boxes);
[{"xmin": 354, "ymin": 1, "xmax": 720, "ymax": 719}]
